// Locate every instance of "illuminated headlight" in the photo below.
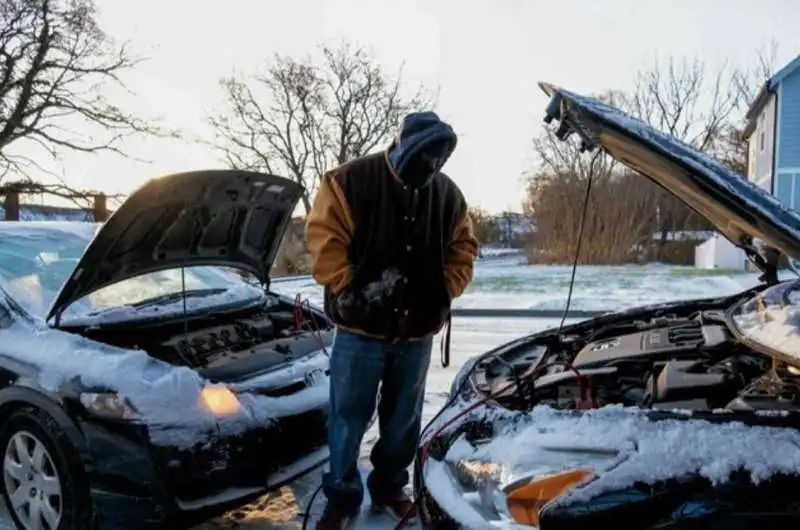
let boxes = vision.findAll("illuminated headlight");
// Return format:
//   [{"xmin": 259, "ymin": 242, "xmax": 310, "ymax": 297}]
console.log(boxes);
[
  {"xmin": 439, "ymin": 445, "xmax": 623, "ymax": 527},
  {"xmin": 199, "ymin": 384, "xmax": 242, "ymax": 416},
  {"xmin": 80, "ymin": 392, "xmax": 140, "ymax": 420}
]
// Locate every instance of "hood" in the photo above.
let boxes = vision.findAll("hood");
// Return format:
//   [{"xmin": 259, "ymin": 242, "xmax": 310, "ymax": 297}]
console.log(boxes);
[
  {"xmin": 46, "ymin": 170, "xmax": 302, "ymax": 323},
  {"xmin": 539, "ymin": 82, "xmax": 800, "ymax": 279},
  {"xmin": 387, "ymin": 111, "xmax": 458, "ymax": 181}
]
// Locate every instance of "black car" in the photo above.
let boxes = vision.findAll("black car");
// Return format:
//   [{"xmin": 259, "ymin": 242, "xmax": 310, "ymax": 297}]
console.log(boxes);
[
  {"xmin": 415, "ymin": 84, "xmax": 800, "ymax": 529},
  {"xmin": 0, "ymin": 170, "xmax": 334, "ymax": 529}
]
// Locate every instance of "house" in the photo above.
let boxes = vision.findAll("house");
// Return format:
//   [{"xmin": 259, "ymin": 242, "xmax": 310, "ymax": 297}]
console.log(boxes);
[
  {"xmin": 743, "ymin": 54, "xmax": 800, "ymax": 204},
  {"xmin": 494, "ymin": 211, "xmax": 535, "ymax": 247},
  {"xmin": 694, "ymin": 55, "xmax": 800, "ymax": 271}
]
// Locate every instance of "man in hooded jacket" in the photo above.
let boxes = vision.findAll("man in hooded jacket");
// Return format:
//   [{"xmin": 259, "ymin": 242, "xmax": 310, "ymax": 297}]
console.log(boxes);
[{"xmin": 306, "ymin": 111, "xmax": 478, "ymax": 529}]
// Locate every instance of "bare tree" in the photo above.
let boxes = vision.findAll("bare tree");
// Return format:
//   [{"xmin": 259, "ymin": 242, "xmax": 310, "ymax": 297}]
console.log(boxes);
[
  {"xmin": 0, "ymin": 0, "xmax": 165, "ymax": 180},
  {"xmin": 468, "ymin": 206, "xmax": 501, "ymax": 247},
  {"xmin": 209, "ymin": 41, "xmax": 435, "ymax": 214},
  {"xmin": 732, "ymin": 41, "xmax": 778, "ymax": 104},
  {"xmin": 628, "ymin": 55, "xmax": 779, "ymax": 256}
]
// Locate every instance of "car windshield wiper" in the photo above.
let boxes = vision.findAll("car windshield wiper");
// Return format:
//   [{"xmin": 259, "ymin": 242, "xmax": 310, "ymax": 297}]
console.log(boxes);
[{"xmin": 129, "ymin": 288, "xmax": 229, "ymax": 309}]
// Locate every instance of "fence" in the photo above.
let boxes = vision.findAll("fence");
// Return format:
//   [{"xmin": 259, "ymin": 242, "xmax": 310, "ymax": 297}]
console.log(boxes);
[
  {"xmin": 270, "ymin": 275, "xmax": 608, "ymax": 320},
  {"xmin": 1, "ymin": 190, "xmax": 110, "ymax": 222}
]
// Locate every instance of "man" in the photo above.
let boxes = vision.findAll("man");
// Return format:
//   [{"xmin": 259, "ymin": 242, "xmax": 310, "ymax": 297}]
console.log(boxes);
[{"xmin": 306, "ymin": 111, "xmax": 479, "ymax": 529}]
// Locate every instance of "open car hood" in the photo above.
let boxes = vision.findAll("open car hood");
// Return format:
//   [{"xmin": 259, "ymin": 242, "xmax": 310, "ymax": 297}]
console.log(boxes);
[
  {"xmin": 46, "ymin": 170, "xmax": 302, "ymax": 323},
  {"xmin": 539, "ymin": 83, "xmax": 800, "ymax": 278}
]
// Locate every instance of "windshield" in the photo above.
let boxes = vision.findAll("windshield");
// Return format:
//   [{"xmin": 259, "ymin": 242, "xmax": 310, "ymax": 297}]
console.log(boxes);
[
  {"xmin": 0, "ymin": 223, "xmax": 263, "ymax": 320},
  {"xmin": 730, "ymin": 280, "xmax": 800, "ymax": 364}
]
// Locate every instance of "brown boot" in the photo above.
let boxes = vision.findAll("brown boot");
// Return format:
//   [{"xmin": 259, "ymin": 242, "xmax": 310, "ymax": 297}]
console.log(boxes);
[
  {"xmin": 371, "ymin": 489, "xmax": 418, "ymax": 523},
  {"xmin": 314, "ymin": 503, "xmax": 358, "ymax": 530}
]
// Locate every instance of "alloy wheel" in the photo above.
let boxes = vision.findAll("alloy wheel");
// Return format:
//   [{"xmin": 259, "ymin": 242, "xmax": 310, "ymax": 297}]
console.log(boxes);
[{"xmin": 3, "ymin": 430, "xmax": 62, "ymax": 530}]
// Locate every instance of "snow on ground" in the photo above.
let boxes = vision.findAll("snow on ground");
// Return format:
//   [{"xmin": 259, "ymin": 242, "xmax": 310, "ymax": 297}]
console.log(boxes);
[
  {"xmin": 0, "ymin": 262, "xmax": 785, "ymax": 529},
  {"xmin": 278, "ymin": 260, "xmax": 771, "ymax": 313}
]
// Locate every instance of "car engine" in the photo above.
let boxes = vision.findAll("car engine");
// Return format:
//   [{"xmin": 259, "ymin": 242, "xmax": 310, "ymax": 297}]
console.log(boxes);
[
  {"xmin": 69, "ymin": 297, "xmax": 332, "ymax": 383},
  {"xmin": 471, "ymin": 309, "xmax": 800, "ymax": 413}
]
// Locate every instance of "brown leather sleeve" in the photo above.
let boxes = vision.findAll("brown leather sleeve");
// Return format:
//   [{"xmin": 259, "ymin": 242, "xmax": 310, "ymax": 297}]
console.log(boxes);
[
  {"xmin": 306, "ymin": 173, "xmax": 355, "ymax": 295},
  {"xmin": 445, "ymin": 208, "xmax": 479, "ymax": 300}
]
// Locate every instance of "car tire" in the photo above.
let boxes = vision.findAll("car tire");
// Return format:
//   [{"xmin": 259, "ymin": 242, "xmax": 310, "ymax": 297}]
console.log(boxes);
[{"xmin": 0, "ymin": 406, "xmax": 93, "ymax": 530}]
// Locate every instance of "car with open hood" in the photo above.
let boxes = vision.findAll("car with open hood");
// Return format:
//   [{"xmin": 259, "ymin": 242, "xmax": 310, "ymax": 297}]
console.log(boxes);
[
  {"xmin": 414, "ymin": 85, "xmax": 800, "ymax": 529},
  {"xmin": 0, "ymin": 170, "xmax": 335, "ymax": 529}
]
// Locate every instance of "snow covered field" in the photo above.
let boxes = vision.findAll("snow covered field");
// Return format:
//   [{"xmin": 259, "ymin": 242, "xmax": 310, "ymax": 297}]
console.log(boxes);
[{"xmin": 0, "ymin": 260, "xmax": 781, "ymax": 529}]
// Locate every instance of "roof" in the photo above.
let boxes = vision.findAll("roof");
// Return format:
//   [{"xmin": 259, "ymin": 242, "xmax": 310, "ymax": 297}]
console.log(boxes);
[{"xmin": 743, "ymin": 54, "xmax": 800, "ymax": 139}]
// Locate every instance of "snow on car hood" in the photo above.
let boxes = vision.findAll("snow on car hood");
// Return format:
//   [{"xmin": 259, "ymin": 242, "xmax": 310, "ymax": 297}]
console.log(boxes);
[
  {"xmin": 3, "ymin": 319, "xmax": 328, "ymax": 448},
  {"xmin": 539, "ymin": 83, "xmax": 800, "ymax": 272},
  {"xmin": 426, "ymin": 405, "xmax": 800, "ymax": 526},
  {"xmin": 46, "ymin": 170, "xmax": 302, "ymax": 323}
]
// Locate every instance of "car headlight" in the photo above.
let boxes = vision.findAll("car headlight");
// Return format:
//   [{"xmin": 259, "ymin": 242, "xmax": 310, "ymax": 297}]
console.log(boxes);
[
  {"xmin": 444, "ymin": 445, "xmax": 623, "ymax": 527},
  {"xmin": 80, "ymin": 392, "xmax": 140, "ymax": 420},
  {"xmin": 199, "ymin": 384, "xmax": 242, "ymax": 416}
]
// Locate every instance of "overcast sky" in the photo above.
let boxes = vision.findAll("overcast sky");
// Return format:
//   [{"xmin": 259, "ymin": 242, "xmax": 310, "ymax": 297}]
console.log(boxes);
[{"xmin": 13, "ymin": 0, "xmax": 800, "ymax": 213}]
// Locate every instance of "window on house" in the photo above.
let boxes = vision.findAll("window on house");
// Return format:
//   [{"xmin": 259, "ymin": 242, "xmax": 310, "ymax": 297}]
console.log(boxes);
[{"xmin": 760, "ymin": 131, "xmax": 766, "ymax": 152}]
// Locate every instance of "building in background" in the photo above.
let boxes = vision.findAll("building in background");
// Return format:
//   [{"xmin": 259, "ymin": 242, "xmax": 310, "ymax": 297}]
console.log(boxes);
[
  {"xmin": 743, "ymin": 54, "xmax": 800, "ymax": 205},
  {"xmin": 695, "ymin": 54, "xmax": 800, "ymax": 271}
]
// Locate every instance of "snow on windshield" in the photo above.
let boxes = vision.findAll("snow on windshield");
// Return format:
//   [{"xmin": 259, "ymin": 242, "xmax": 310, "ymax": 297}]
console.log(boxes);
[
  {"xmin": 731, "ymin": 280, "xmax": 800, "ymax": 363},
  {"xmin": 0, "ymin": 222, "xmax": 261, "ymax": 320}
]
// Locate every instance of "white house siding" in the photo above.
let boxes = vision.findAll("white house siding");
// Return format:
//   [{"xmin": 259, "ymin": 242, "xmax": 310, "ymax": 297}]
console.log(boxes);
[{"xmin": 747, "ymin": 93, "xmax": 777, "ymax": 192}]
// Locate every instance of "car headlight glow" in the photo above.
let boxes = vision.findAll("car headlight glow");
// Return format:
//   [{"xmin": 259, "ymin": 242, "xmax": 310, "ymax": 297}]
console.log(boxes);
[
  {"xmin": 80, "ymin": 392, "xmax": 140, "ymax": 420},
  {"xmin": 443, "ymin": 446, "xmax": 622, "ymax": 527},
  {"xmin": 199, "ymin": 384, "xmax": 242, "ymax": 416}
]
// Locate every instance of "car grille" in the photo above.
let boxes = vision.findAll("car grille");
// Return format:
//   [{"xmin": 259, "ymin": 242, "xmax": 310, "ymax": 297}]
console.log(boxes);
[{"xmin": 156, "ymin": 407, "xmax": 328, "ymax": 502}]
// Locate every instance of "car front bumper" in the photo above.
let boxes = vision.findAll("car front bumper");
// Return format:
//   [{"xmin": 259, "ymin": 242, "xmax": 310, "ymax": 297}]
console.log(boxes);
[
  {"xmin": 81, "ymin": 406, "xmax": 329, "ymax": 529},
  {"xmin": 416, "ymin": 447, "xmax": 800, "ymax": 530}
]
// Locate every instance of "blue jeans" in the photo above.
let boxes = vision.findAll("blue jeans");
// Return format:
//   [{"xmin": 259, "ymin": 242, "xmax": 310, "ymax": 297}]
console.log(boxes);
[{"xmin": 322, "ymin": 327, "xmax": 433, "ymax": 512}]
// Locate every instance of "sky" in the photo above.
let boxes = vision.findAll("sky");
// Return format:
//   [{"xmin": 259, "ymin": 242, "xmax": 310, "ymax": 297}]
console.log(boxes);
[{"xmin": 9, "ymin": 0, "xmax": 800, "ymax": 214}]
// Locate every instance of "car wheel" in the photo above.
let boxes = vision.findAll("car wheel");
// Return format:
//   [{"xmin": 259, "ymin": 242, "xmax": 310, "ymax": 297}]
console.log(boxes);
[{"xmin": 0, "ymin": 407, "xmax": 92, "ymax": 530}]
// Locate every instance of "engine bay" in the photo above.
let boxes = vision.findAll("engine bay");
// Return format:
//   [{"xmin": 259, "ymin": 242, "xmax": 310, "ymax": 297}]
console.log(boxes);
[
  {"xmin": 472, "ymin": 305, "xmax": 800, "ymax": 414},
  {"xmin": 68, "ymin": 295, "xmax": 332, "ymax": 383}
]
